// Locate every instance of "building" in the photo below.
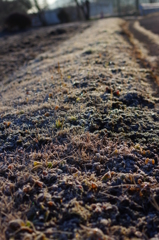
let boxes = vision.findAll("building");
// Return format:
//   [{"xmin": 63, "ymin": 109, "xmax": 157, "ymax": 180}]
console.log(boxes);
[{"xmin": 139, "ymin": 3, "xmax": 159, "ymax": 16}]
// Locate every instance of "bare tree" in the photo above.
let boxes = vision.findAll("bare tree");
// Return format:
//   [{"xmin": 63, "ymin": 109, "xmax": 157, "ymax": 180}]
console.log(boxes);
[
  {"xmin": 74, "ymin": 0, "xmax": 90, "ymax": 20},
  {"xmin": 33, "ymin": 0, "xmax": 48, "ymax": 11},
  {"xmin": 32, "ymin": 0, "xmax": 48, "ymax": 26}
]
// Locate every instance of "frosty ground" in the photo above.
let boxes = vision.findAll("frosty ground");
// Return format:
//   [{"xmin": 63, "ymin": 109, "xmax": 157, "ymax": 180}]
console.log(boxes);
[{"xmin": 0, "ymin": 17, "xmax": 159, "ymax": 240}]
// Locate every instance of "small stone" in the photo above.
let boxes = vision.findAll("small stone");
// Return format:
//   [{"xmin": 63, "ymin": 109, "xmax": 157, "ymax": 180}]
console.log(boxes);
[{"xmin": 8, "ymin": 219, "xmax": 24, "ymax": 230}]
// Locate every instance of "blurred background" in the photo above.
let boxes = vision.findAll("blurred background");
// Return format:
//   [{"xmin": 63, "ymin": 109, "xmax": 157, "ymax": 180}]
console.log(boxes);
[
  {"xmin": 0, "ymin": 0, "xmax": 159, "ymax": 30},
  {"xmin": 0, "ymin": 0, "xmax": 159, "ymax": 90}
]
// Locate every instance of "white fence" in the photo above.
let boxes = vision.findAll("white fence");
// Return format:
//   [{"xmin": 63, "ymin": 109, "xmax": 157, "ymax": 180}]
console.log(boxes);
[
  {"xmin": 90, "ymin": 2, "xmax": 113, "ymax": 18},
  {"xmin": 31, "ymin": 9, "xmax": 60, "ymax": 27},
  {"xmin": 31, "ymin": 1, "xmax": 159, "ymax": 27},
  {"xmin": 31, "ymin": 1, "xmax": 114, "ymax": 27},
  {"xmin": 139, "ymin": 3, "xmax": 159, "ymax": 16}
]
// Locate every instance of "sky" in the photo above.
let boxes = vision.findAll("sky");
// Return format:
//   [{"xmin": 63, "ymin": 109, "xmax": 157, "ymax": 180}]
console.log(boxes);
[
  {"xmin": 28, "ymin": 0, "xmax": 57, "ymax": 13},
  {"xmin": 31, "ymin": 0, "xmax": 57, "ymax": 8},
  {"xmin": 47, "ymin": 0, "xmax": 56, "ymax": 4},
  {"xmin": 37, "ymin": 0, "xmax": 56, "ymax": 7},
  {"xmin": 39, "ymin": 0, "xmax": 73, "ymax": 10}
]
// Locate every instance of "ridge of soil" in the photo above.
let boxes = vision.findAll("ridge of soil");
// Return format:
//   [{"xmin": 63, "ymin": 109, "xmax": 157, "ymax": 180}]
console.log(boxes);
[
  {"xmin": 127, "ymin": 13, "xmax": 159, "ymax": 81},
  {"xmin": 139, "ymin": 13, "xmax": 159, "ymax": 35},
  {"xmin": 0, "ymin": 22, "xmax": 91, "ymax": 82},
  {"xmin": 0, "ymin": 18, "xmax": 159, "ymax": 240},
  {"xmin": 128, "ymin": 20, "xmax": 159, "ymax": 64}
]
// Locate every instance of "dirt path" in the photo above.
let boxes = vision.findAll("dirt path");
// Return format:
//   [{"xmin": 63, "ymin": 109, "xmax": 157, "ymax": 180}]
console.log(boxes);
[
  {"xmin": 128, "ymin": 14, "xmax": 159, "ymax": 70},
  {"xmin": 0, "ymin": 18, "xmax": 159, "ymax": 240},
  {"xmin": 139, "ymin": 13, "xmax": 159, "ymax": 35}
]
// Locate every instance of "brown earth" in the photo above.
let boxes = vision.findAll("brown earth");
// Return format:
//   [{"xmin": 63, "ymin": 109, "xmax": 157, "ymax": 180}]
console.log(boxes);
[
  {"xmin": 128, "ymin": 13, "xmax": 159, "ymax": 69},
  {"xmin": 0, "ymin": 18, "xmax": 159, "ymax": 240},
  {"xmin": 139, "ymin": 13, "xmax": 159, "ymax": 35},
  {"xmin": 0, "ymin": 22, "xmax": 91, "ymax": 82}
]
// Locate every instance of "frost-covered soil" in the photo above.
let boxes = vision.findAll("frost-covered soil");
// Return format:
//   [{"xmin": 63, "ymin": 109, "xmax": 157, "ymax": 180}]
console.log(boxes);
[{"xmin": 0, "ymin": 18, "xmax": 159, "ymax": 240}]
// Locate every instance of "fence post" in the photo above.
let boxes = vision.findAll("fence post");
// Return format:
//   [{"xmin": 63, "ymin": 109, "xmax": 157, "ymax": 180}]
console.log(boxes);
[
  {"xmin": 117, "ymin": 0, "xmax": 121, "ymax": 16},
  {"xmin": 136, "ymin": 0, "xmax": 139, "ymax": 13}
]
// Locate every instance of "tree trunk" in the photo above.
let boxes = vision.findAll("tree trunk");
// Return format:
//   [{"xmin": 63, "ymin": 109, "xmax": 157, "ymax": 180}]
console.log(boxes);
[
  {"xmin": 33, "ymin": 0, "xmax": 47, "ymax": 26},
  {"xmin": 74, "ymin": 0, "xmax": 90, "ymax": 20},
  {"xmin": 117, "ymin": 0, "xmax": 121, "ymax": 16},
  {"xmin": 136, "ymin": 0, "xmax": 139, "ymax": 14},
  {"xmin": 85, "ymin": 0, "xmax": 90, "ymax": 20}
]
